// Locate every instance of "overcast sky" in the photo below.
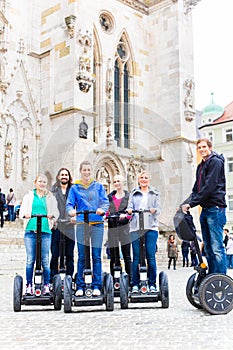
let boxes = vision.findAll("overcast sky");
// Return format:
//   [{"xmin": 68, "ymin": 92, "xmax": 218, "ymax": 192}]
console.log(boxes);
[{"xmin": 193, "ymin": 0, "xmax": 233, "ymax": 111}]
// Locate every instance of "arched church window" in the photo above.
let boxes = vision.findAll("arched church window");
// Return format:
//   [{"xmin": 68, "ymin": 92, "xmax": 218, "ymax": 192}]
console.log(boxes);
[{"xmin": 114, "ymin": 38, "xmax": 130, "ymax": 148}]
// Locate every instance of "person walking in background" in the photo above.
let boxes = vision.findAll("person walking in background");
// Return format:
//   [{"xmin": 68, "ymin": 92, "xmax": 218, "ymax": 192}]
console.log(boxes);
[
  {"xmin": 50, "ymin": 167, "xmax": 75, "ymax": 284},
  {"xmin": 19, "ymin": 174, "xmax": 59, "ymax": 295},
  {"xmin": 107, "ymin": 174, "xmax": 132, "ymax": 284},
  {"xmin": 66, "ymin": 160, "xmax": 109, "ymax": 297},
  {"xmin": 127, "ymin": 170, "xmax": 161, "ymax": 294},
  {"xmin": 181, "ymin": 240, "xmax": 190, "ymax": 267},
  {"xmin": 0, "ymin": 188, "xmax": 6, "ymax": 228},
  {"xmin": 223, "ymin": 228, "xmax": 229, "ymax": 249},
  {"xmin": 182, "ymin": 138, "xmax": 227, "ymax": 274},
  {"xmin": 226, "ymin": 234, "xmax": 233, "ymax": 269},
  {"xmin": 6, "ymin": 188, "xmax": 16, "ymax": 221},
  {"xmin": 190, "ymin": 240, "xmax": 198, "ymax": 267},
  {"xmin": 167, "ymin": 234, "xmax": 178, "ymax": 270}
]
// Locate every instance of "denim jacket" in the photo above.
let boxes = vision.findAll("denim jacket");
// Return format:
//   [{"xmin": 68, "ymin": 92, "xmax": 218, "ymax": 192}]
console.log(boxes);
[{"xmin": 127, "ymin": 186, "xmax": 161, "ymax": 232}]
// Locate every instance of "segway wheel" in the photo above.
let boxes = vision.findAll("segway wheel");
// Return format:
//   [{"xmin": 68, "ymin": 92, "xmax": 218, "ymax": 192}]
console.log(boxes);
[
  {"xmin": 120, "ymin": 272, "xmax": 129, "ymax": 309},
  {"xmin": 186, "ymin": 273, "xmax": 202, "ymax": 309},
  {"xmin": 64, "ymin": 275, "xmax": 72, "ymax": 313},
  {"xmin": 53, "ymin": 274, "xmax": 62, "ymax": 310},
  {"xmin": 199, "ymin": 273, "xmax": 233, "ymax": 315},
  {"xmin": 104, "ymin": 273, "xmax": 114, "ymax": 311},
  {"xmin": 159, "ymin": 271, "xmax": 169, "ymax": 308},
  {"xmin": 13, "ymin": 275, "xmax": 23, "ymax": 312}
]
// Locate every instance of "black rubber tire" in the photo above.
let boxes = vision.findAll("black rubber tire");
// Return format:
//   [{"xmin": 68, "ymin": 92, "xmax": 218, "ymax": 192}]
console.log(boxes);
[
  {"xmin": 13, "ymin": 275, "xmax": 23, "ymax": 312},
  {"xmin": 186, "ymin": 273, "xmax": 203, "ymax": 309},
  {"xmin": 53, "ymin": 274, "xmax": 62, "ymax": 310},
  {"xmin": 120, "ymin": 272, "xmax": 129, "ymax": 309},
  {"xmin": 104, "ymin": 273, "xmax": 114, "ymax": 311},
  {"xmin": 199, "ymin": 273, "xmax": 233, "ymax": 315},
  {"xmin": 159, "ymin": 271, "xmax": 169, "ymax": 308},
  {"xmin": 63, "ymin": 275, "xmax": 72, "ymax": 313}
]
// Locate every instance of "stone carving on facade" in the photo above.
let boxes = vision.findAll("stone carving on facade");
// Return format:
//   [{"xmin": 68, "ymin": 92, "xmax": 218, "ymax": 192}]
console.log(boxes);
[
  {"xmin": 126, "ymin": 156, "xmax": 146, "ymax": 191},
  {"xmin": 106, "ymin": 58, "xmax": 114, "ymax": 146},
  {"xmin": 76, "ymin": 30, "xmax": 95, "ymax": 93},
  {"xmin": 96, "ymin": 166, "xmax": 110, "ymax": 190},
  {"xmin": 117, "ymin": 0, "xmax": 148, "ymax": 15},
  {"xmin": 184, "ymin": 78, "xmax": 195, "ymax": 121},
  {"xmin": 21, "ymin": 143, "xmax": 29, "ymax": 179},
  {"xmin": 79, "ymin": 116, "xmax": 88, "ymax": 139},
  {"xmin": 183, "ymin": 0, "xmax": 201, "ymax": 15},
  {"xmin": 65, "ymin": 15, "xmax": 76, "ymax": 39},
  {"xmin": 0, "ymin": 0, "xmax": 6, "ymax": 13},
  {"xmin": 17, "ymin": 38, "xmax": 25, "ymax": 54},
  {"xmin": 187, "ymin": 142, "xmax": 193, "ymax": 163},
  {"xmin": 4, "ymin": 140, "xmax": 12, "ymax": 178}
]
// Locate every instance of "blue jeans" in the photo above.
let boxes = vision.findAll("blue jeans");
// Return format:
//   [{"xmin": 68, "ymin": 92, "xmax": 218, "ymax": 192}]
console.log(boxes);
[
  {"xmin": 226, "ymin": 255, "xmax": 233, "ymax": 269},
  {"xmin": 24, "ymin": 231, "xmax": 51, "ymax": 285},
  {"xmin": 200, "ymin": 207, "xmax": 226, "ymax": 274},
  {"xmin": 50, "ymin": 226, "xmax": 75, "ymax": 282},
  {"xmin": 76, "ymin": 224, "xmax": 104, "ymax": 290},
  {"xmin": 8, "ymin": 205, "xmax": 15, "ymax": 221},
  {"xmin": 131, "ymin": 230, "xmax": 158, "ymax": 287}
]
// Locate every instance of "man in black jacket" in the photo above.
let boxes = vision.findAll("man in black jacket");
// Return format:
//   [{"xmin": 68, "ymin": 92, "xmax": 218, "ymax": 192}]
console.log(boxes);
[
  {"xmin": 182, "ymin": 138, "xmax": 227, "ymax": 274},
  {"xmin": 50, "ymin": 168, "xmax": 75, "ymax": 283},
  {"xmin": 0, "ymin": 188, "xmax": 6, "ymax": 228}
]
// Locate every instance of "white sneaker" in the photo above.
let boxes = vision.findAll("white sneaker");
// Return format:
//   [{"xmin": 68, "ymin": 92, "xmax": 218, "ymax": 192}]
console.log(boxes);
[
  {"xmin": 43, "ymin": 284, "xmax": 50, "ymax": 295},
  {"xmin": 75, "ymin": 289, "xmax": 84, "ymax": 297},
  {"xmin": 26, "ymin": 284, "xmax": 33, "ymax": 295}
]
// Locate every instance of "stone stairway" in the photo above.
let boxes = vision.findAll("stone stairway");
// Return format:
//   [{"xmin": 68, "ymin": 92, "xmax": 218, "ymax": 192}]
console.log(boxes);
[{"xmin": 0, "ymin": 220, "xmax": 181, "ymax": 276}]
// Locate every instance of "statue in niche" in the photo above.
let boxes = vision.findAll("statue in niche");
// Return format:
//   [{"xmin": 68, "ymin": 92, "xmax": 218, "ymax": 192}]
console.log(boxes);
[
  {"xmin": 97, "ymin": 166, "xmax": 109, "ymax": 190},
  {"xmin": 4, "ymin": 141, "xmax": 12, "ymax": 178},
  {"xmin": 21, "ymin": 144, "xmax": 29, "ymax": 179},
  {"xmin": 0, "ymin": 55, "xmax": 8, "ymax": 83},
  {"xmin": 79, "ymin": 116, "xmax": 88, "ymax": 139},
  {"xmin": 184, "ymin": 78, "xmax": 195, "ymax": 112}
]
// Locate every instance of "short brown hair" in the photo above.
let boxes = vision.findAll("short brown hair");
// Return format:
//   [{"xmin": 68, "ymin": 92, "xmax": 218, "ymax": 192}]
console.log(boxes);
[{"xmin": 196, "ymin": 138, "xmax": 212, "ymax": 148}]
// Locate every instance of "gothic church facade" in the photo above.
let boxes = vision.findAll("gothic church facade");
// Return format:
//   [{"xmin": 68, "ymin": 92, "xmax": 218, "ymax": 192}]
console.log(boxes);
[{"xmin": 0, "ymin": 0, "xmax": 199, "ymax": 230}]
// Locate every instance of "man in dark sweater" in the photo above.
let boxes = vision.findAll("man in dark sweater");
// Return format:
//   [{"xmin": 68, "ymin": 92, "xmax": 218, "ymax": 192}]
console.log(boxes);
[{"xmin": 182, "ymin": 138, "xmax": 227, "ymax": 274}]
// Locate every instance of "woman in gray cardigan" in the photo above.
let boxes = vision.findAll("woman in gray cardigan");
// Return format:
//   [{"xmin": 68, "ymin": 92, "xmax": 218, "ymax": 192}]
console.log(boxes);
[{"xmin": 127, "ymin": 171, "xmax": 161, "ymax": 294}]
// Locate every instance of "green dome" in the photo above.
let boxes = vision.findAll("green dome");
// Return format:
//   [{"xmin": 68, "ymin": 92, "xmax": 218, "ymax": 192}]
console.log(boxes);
[{"xmin": 202, "ymin": 93, "xmax": 224, "ymax": 117}]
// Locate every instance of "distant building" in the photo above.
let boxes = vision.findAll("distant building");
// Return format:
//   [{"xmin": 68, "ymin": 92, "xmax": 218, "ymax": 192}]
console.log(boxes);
[{"xmin": 199, "ymin": 94, "xmax": 233, "ymax": 231}]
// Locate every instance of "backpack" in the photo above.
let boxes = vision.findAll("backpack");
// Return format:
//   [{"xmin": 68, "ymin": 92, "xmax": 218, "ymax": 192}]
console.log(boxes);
[{"xmin": 173, "ymin": 208, "xmax": 196, "ymax": 241}]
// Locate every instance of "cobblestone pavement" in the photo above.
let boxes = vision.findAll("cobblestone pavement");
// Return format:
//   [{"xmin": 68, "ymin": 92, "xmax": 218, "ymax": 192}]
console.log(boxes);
[
  {"xmin": 1, "ymin": 263, "xmax": 233, "ymax": 350},
  {"xmin": 0, "ymin": 224, "xmax": 233, "ymax": 350}
]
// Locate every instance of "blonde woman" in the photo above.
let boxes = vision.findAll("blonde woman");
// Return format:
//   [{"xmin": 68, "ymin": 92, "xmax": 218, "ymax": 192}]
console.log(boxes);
[
  {"xmin": 127, "ymin": 171, "xmax": 161, "ymax": 294},
  {"xmin": 107, "ymin": 174, "xmax": 132, "ymax": 282},
  {"xmin": 19, "ymin": 174, "xmax": 59, "ymax": 295}
]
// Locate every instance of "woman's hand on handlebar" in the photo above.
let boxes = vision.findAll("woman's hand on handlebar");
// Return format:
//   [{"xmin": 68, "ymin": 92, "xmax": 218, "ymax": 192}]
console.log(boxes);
[
  {"xmin": 150, "ymin": 208, "xmax": 156, "ymax": 214},
  {"xmin": 69, "ymin": 209, "xmax": 76, "ymax": 217},
  {"xmin": 126, "ymin": 208, "xmax": 132, "ymax": 215}
]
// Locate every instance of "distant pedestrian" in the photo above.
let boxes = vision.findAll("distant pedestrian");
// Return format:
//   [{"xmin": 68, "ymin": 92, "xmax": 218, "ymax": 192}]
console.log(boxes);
[
  {"xmin": 181, "ymin": 240, "xmax": 190, "ymax": 267},
  {"xmin": 0, "ymin": 188, "xmax": 6, "ymax": 228},
  {"xmin": 226, "ymin": 234, "xmax": 233, "ymax": 269},
  {"xmin": 190, "ymin": 241, "xmax": 198, "ymax": 267},
  {"xmin": 167, "ymin": 234, "xmax": 178, "ymax": 270},
  {"xmin": 6, "ymin": 188, "xmax": 16, "ymax": 221},
  {"xmin": 223, "ymin": 228, "xmax": 229, "ymax": 248}
]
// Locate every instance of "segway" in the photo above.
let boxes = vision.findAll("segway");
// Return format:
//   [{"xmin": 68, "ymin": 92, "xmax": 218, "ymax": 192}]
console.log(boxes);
[
  {"xmin": 13, "ymin": 214, "xmax": 62, "ymax": 312},
  {"xmin": 174, "ymin": 208, "xmax": 233, "ymax": 315},
  {"xmin": 52, "ymin": 218, "xmax": 74, "ymax": 296},
  {"xmin": 129, "ymin": 210, "xmax": 169, "ymax": 308},
  {"xmin": 107, "ymin": 212, "xmax": 129, "ymax": 309},
  {"xmin": 63, "ymin": 210, "xmax": 114, "ymax": 313}
]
